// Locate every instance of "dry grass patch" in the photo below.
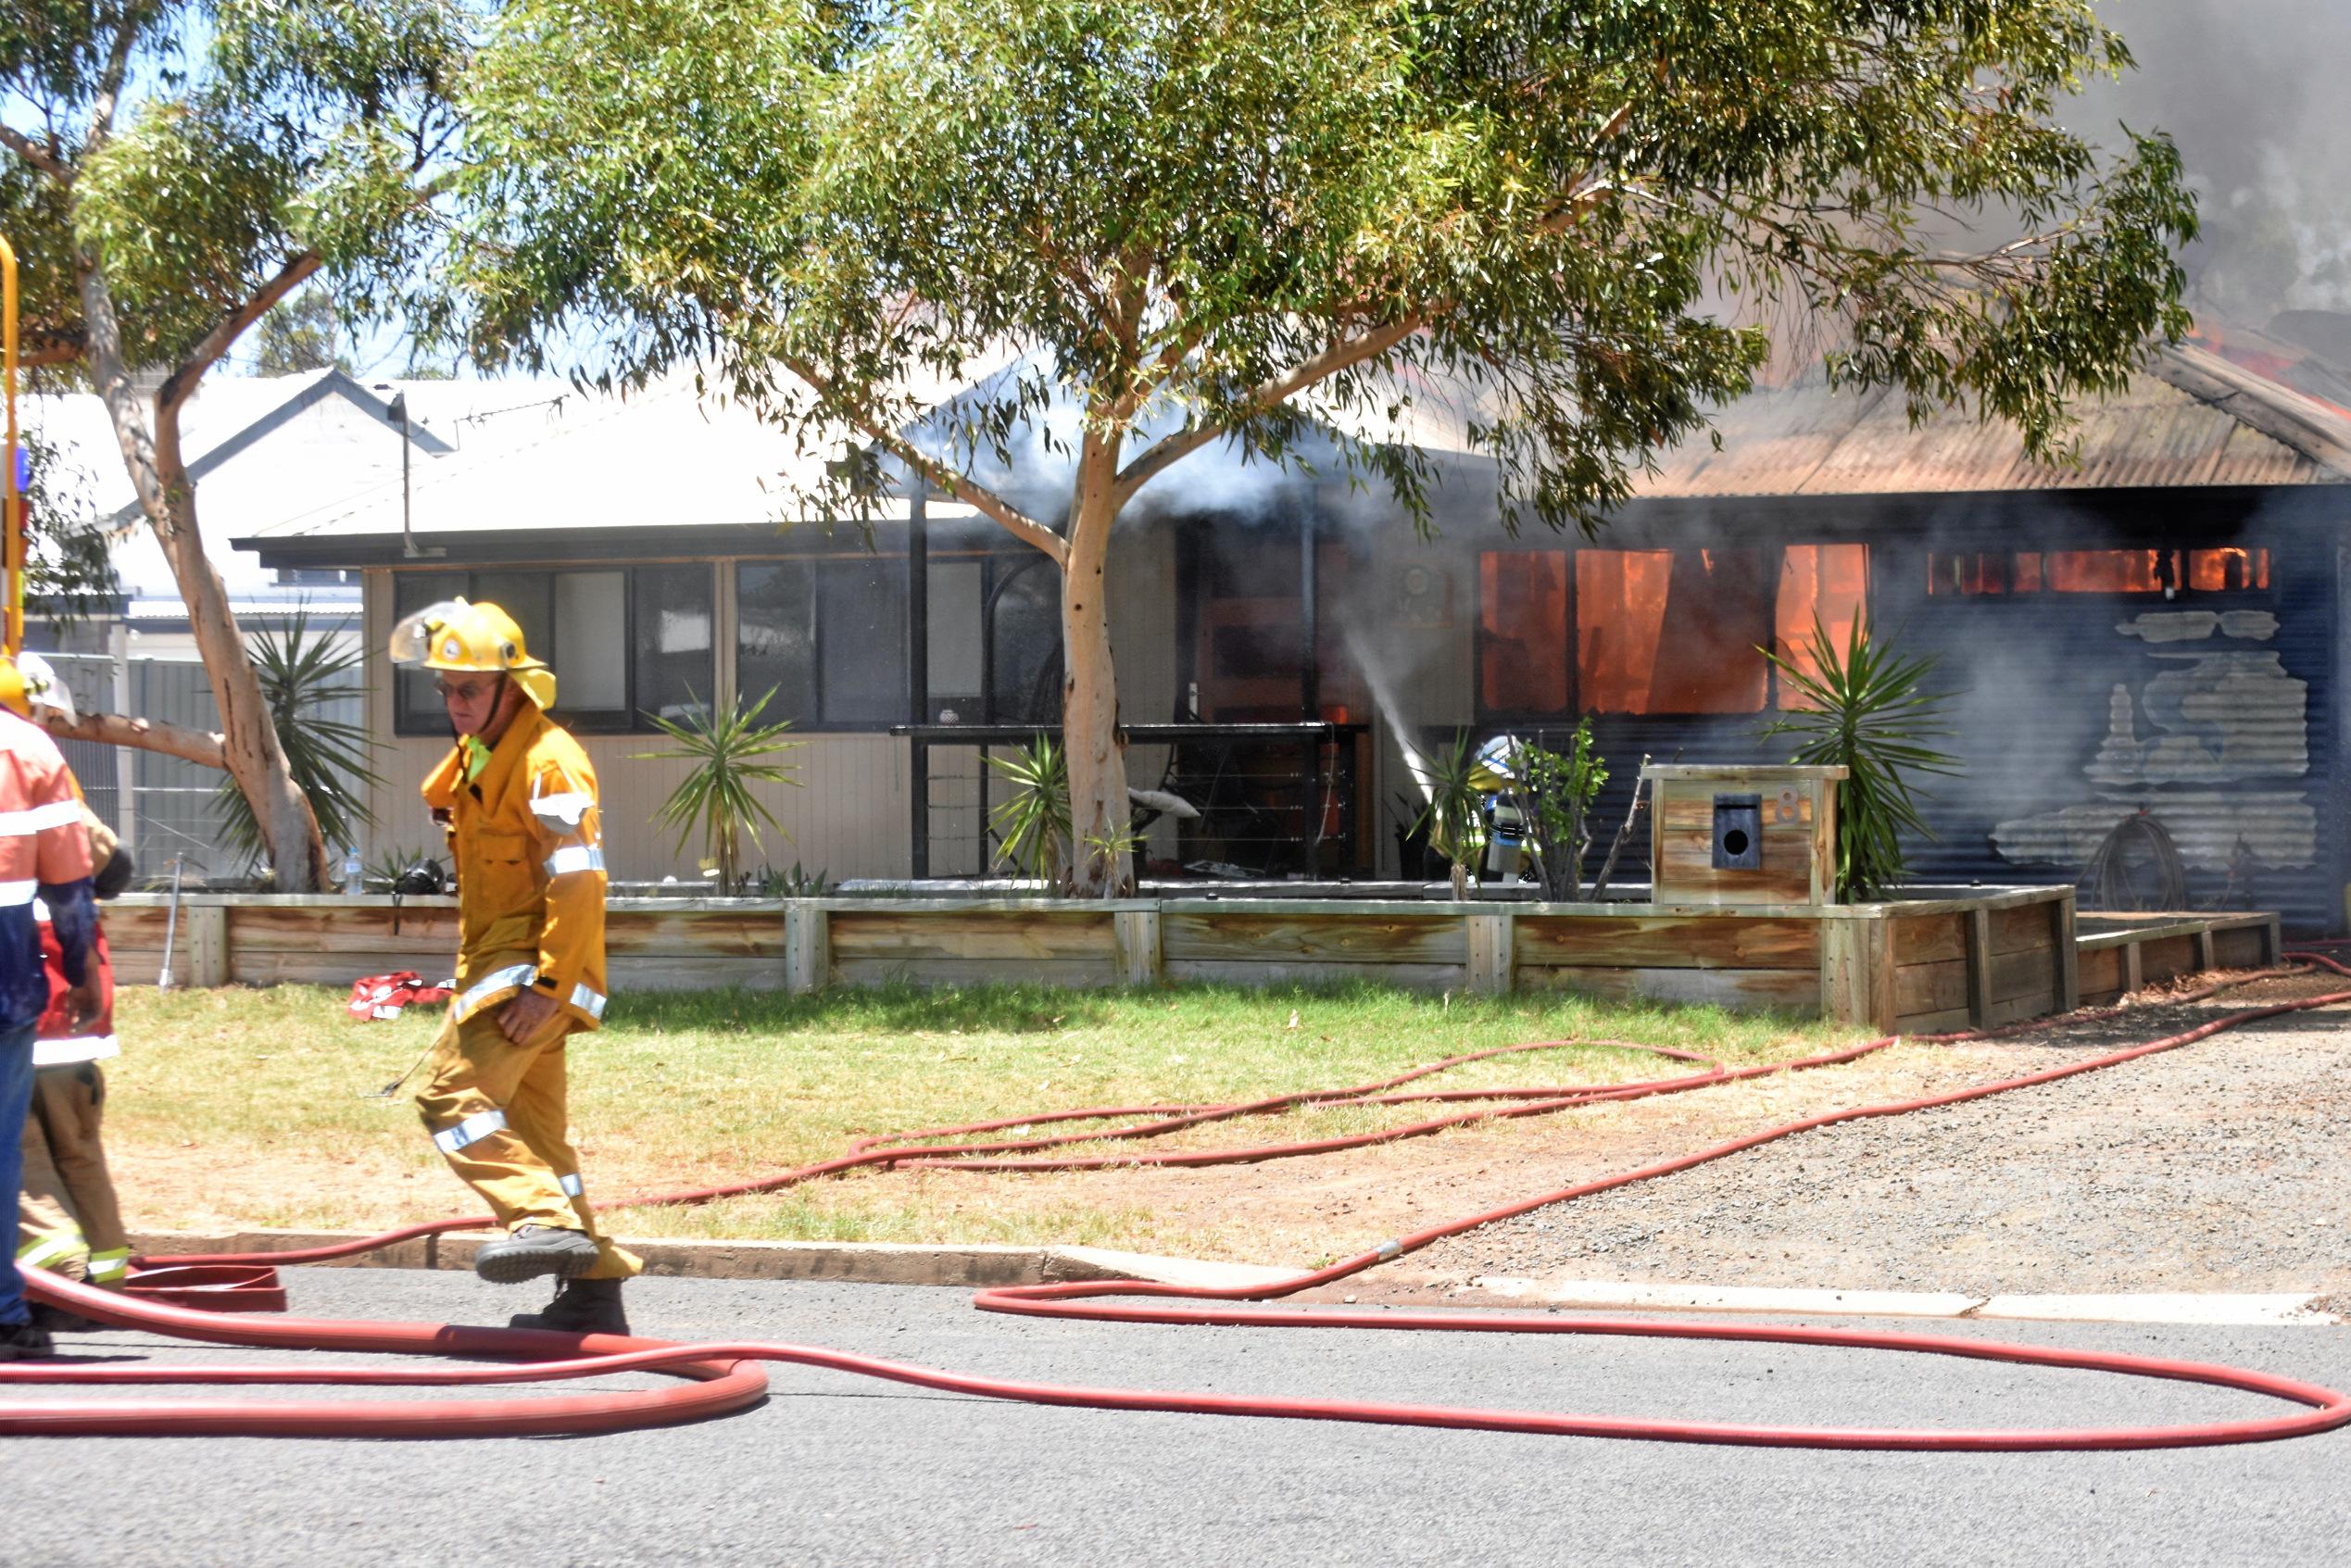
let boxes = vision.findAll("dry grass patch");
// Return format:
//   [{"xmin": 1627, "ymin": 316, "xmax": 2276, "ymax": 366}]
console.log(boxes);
[{"xmin": 105, "ymin": 981, "xmax": 1873, "ymax": 1258}]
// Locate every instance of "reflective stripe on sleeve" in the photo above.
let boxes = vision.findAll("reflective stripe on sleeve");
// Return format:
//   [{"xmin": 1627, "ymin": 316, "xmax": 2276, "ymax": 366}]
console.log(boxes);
[
  {"xmin": 452, "ymin": 963, "xmax": 538, "ymax": 1022},
  {"xmin": 529, "ymin": 792, "xmax": 595, "ymax": 830},
  {"xmin": 0, "ymin": 879, "xmax": 36, "ymax": 907},
  {"xmin": 544, "ymin": 846, "xmax": 605, "ymax": 878},
  {"xmin": 0, "ymin": 799, "xmax": 86, "ymax": 836},
  {"xmin": 86, "ymin": 1248, "xmax": 131, "ymax": 1284},
  {"xmin": 558, "ymin": 1173, "xmax": 585, "ymax": 1198},
  {"xmin": 432, "ymin": 1109, "xmax": 509, "ymax": 1154},
  {"xmin": 568, "ymin": 983, "xmax": 608, "ymax": 1021}
]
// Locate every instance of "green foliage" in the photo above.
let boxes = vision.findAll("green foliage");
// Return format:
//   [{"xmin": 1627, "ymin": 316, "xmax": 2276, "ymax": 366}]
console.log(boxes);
[
  {"xmin": 214, "ymin": 612, "xmax": 383, "ymax": 871},
  {"xmin": 1762, "ymin": 618, "xmax": 1962, "ymax": 901},
  {"xmin": 1501, "ymin": 725, "xmax": 1610, "ymax": 902},
  {"xmin": 987, "ymin": 734, "xmax": 1071, "ymax": 888},
  {"xmin": 2, "ymin": 0, "xmax": 466, "ymax": 372},
  {"xmin": 255, "ymin": 286, "xmax": 349, "ymax": 376},
  {"xmin": 756, "ymin": 860, "xmax": 834, "ymax": 898},
  {"xmin": 1411, "ymin": 731, "xmax": 1486, "ymax": 896},
  {"xmin": 632, "ymin": 686, "xmax": 803, "ymax": 896},
  {"xmin": 459, "ymin": 0, "xmax": 2195, "ymax": 535}
]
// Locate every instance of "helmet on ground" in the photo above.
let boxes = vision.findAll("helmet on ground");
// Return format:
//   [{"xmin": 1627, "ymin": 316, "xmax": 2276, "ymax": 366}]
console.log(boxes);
[
  {"xmin": 387, "ymin": 597, "xmax": 557, "ymax": 709},
  {"xmin": 0, "ymin": 652, "xmax": 75, "ymax": 725}
]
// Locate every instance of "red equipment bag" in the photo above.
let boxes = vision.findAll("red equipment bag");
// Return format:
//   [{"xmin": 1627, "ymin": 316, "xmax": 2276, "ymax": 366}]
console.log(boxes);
[{"xmin": 346, "ymin": 972, "xmax": 455, "ymax": 1022}]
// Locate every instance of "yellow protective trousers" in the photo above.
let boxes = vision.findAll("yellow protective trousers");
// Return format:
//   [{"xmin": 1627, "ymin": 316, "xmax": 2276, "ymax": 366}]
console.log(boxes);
[
  {"xmin": 414, "ymin": 956, "xmax": 640, "ymax": 1281},
  {"xmin": 16, "ymin": 1062, "xmax": 129, "ymax": 1287}
]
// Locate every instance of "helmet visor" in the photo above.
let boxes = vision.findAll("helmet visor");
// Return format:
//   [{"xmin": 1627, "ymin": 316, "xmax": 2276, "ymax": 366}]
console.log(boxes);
[{"xmin": 388, "ymin": 599, "xmax": 472, "ymax": 667}]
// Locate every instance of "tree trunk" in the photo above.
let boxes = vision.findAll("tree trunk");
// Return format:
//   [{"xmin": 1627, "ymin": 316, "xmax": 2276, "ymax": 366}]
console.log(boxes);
[
  {"xmin": 1061, "ymin": 431, "xmax": 1133, "ymax": 898},
  {"xmin": 75, "ymin": 263, "xmax": 328, "ymax": 890}
]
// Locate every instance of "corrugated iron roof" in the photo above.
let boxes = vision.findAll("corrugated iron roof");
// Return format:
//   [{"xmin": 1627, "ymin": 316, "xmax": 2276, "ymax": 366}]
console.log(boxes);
[{"xmin": 1634, "ymin": 345, "xmax": 2350, "ymax": 496}]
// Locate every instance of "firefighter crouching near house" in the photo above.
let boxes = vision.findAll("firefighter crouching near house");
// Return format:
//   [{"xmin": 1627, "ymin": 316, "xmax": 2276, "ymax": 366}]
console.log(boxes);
[
  {"xmin": 9, "ymin": 657, "xmax": 137, "ymax": 1329},
  {"xmin": 0, "ymin": 654, "xmax": 97, "ymax": 1361},
  {"xmin": 389, "ymin": 598, "xmax": 642, "ymax": 1335}
]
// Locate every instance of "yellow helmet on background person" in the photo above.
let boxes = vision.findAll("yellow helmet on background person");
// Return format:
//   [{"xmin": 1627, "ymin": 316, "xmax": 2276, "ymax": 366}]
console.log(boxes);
[
  {"xmin": 0, "ymin": 651, "xmax": 76, "ymax": 726},
  {"xmin": 387, "ymin": 597, "xmax": 557, "ymax": 710}
]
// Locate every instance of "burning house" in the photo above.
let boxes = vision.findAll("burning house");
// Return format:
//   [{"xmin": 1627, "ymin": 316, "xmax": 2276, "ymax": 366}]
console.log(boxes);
[{"xmin": 239, "ymin": 340, "xmax": 2351, "ymax": 932}]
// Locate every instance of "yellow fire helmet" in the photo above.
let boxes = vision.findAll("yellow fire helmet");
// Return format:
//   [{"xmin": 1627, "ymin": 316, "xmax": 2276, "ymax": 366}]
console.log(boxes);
[
  {"xmin": 0, "ymin": 652, "xmax": 75, "ymax": 725},
  {"xmin": 387, "ymin": 597, "xmax": 558, "ymax": 710}
]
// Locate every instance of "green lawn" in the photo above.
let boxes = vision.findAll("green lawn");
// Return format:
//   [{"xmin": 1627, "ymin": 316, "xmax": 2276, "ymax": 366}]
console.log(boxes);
[{"xmin": 104, "ymin": 982, "xmax": 1867, "ymax": 1254}]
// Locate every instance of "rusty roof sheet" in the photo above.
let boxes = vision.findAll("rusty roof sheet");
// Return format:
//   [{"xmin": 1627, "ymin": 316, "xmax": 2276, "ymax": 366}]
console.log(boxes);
[{"xmin": 1632, "ymin": 345, "xmax": 2350, "ymax": 496}]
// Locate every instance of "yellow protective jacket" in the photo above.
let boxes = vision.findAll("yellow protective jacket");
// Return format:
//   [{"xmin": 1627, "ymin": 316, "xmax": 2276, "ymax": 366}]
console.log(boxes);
[{"xmin": 422, "ymin": 703, "xmax": 609, "ymax": 1030}]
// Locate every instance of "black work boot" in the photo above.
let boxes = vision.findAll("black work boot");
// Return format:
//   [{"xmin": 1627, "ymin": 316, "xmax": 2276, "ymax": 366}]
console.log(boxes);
[
  {"xmin": 509, "ymin": 1276, "xmax": 629, "ymax": 1336},
  {"xmin": 0, "ymin": 1318, "xmax": 57, "ymax": 1361},
  {"xmin": 471, "ymin": 1224, "xmax": 601, "ymax": 1285},
  {"xmin": 29, "ymin": 1302, "xmax": 99, "ymax": 1333}
]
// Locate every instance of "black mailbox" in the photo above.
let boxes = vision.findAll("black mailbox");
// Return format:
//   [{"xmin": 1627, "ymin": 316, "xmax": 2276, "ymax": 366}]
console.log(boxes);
[{"xmin": 1711, "ymin": 793, "xmax": 1763, "ymax": 870}]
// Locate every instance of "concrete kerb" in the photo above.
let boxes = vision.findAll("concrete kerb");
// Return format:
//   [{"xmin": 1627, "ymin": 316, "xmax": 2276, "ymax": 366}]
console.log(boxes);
[{"xmin": 129, "ymin": 1229, "xmax": 2346, "ymax": 1324}]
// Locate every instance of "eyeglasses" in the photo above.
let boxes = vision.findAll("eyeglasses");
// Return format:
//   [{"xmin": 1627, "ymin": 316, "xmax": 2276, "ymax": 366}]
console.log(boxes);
[{"xmin": 434, "ymin": 675, "xmax": 501, "ymax": 704}]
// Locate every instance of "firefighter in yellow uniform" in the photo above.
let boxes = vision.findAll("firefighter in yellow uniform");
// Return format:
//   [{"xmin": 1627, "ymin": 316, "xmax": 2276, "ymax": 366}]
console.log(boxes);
[{"xmin": 389, "ymin": 598, "xmax": 642, "ymax": 1334}]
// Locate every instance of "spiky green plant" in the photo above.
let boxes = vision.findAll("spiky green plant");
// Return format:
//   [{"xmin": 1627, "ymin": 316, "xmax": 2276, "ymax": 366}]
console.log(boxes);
[
  {"xmin": 215, "ymin": 611, "xmax": 382, "ymax": 872},
  {"xmin": 1411, "ymin": 730, "xmax": 1487, "ymax": 900},
  {"xmin": 632, "ymin": 686, "xmax": 802, "ymax": 895},
  {"xmin": 1762, "ymin": 617, "xmax": 1961, "ymax": 900},
  {"xmin": 987, "ymin": 734, "xmax": 1071, "ymax": 889}
]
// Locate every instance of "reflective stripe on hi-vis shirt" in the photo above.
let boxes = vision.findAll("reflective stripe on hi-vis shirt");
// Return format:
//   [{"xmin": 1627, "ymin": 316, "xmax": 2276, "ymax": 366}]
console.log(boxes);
[
  {"xmin": 558, "ymin": 1173, "xmax": 585, "ymax": 1198},
  {"xmin": 529, "ymin": 792, "xmax": 594, "ymax": 830},
  {"xmin": 16, "ymin": 1234, "xmax": 81, "ymax": 1270},
  {"xmin": 544, "ymin": 845, "xmax": 605, "ymax": 878},
  {"xmin": 0, "ymin": 799, "xmax": 84, "ymax": 836},
  {"xmin": 568, "ymin": 983, "xmax": 608, "ymax": 1021},
  {"xmin": 453, "ymin": 963, "xmax": 538, "ymax": 1022},
  {"xmin": 432, "ymin": 1109, "xmax": 509, "ymax": 1154},
  {"xmin": 0, "ymin": 879, "xmax": 36, "ymax": 907},
  {"xmin": 86, "ymin": 1248, "xmax": 131, "ymax": 1284}
]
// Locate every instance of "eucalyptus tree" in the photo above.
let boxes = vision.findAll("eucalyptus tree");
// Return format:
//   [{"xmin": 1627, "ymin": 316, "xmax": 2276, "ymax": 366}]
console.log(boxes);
[
  {"xmin": 0, "ymin": 1, "xmax": 464, "ymax": 888},
  {"xmin": 461, "ymin": 0, "xmax": 2194, "ymax": 896}
]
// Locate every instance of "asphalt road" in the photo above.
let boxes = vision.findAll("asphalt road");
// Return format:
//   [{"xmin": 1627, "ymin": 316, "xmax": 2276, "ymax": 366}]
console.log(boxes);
[{"xmin": 7, "ymin": 1268, "xmax": 2351, "ymax": 1568}]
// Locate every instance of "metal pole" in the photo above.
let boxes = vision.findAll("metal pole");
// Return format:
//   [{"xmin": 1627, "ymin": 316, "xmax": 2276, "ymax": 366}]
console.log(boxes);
[
  {"xmin": 157, "ymin": 854, "xmax": 184, "ymax": 989},
  {"xmin": 2, "ymin": 233, "xmax": 20, "ymax": 658},
  {"xmin": 907, "ymin": 478, "xmax": 929, "ymax": 879}
]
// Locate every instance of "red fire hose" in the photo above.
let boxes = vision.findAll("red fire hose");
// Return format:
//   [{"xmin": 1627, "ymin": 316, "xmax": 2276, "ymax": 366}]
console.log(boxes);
[{"xmin": 8, "ymin": 958, "xmax": 2351, "ymax": 1449}]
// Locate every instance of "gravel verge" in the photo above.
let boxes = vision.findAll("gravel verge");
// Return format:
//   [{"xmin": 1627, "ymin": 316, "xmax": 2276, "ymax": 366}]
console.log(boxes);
[{"xmin": 1403, "ymin": 971, "xmax": 2351, "ymax": 1302}]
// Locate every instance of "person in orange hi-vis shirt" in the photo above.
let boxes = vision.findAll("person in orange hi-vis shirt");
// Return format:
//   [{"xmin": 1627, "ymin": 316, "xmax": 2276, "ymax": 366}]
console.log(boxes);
[{"xmin": 0, "ymin": 654, "xmax": 98, "ymax": 1362}]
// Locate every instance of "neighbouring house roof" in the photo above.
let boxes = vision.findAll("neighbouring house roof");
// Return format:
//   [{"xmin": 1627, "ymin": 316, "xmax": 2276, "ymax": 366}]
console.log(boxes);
[
  {"xmin": 235, "ymin": 369, "xmax": 981, "ymax": 567},
  {"xmin": 32, "ymin": 367, "xmax": 574, "ymax": 609}
]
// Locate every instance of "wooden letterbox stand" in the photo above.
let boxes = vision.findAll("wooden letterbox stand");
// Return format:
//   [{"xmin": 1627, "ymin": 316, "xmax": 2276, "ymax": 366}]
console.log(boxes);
[{"xmin": 1643, "ymin": 764, "xmax": 1846, "ymax": 906}]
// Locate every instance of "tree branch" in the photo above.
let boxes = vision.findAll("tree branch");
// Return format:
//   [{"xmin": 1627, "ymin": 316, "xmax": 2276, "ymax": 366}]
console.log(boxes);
[
  {"xmin": 1109, "ymin": 103, "xmax": 1637, "ymax": 512},
  {"xmin": 0, "ymin": 124, "xmax": 73, "ymax": 184},
  {"xmin": 87, "ymin": 9, "xmax": 143, "ymax": 148},
  {"xmin": 1110, "ymin": 319, "xmax": 1422, "ymax": 511},
  {"xmin": 776, "ymin": 353, "xmax": 1069, "ymax": 567},
  {"xmin": 157, "ymin": 251, "xmax": 324, "ymax": 414},
  {"xmin": 44, "ymin": 709, "xmax": 226, "ymax": 771}
]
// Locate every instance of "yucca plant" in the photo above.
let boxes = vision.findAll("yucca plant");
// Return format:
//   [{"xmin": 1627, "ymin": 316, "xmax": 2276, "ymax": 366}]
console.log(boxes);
[
  {"xmin": 1762, "ymin": 617, "xmax": 1961, "ymax": 900},
  {"xmin": 215, "ymin": 611, "xmax": 382, "ymax": 872},
  {"xmin": 632, "ymin": 686, "xmax": 802, "ymax": 895},
  {"xmin": 987, "ymin": 734, "xmax": 1071, "ymax": 889},
  {"xmin": 1411, "ymin": 729, "xmax": 1487, "ymax": 900}
]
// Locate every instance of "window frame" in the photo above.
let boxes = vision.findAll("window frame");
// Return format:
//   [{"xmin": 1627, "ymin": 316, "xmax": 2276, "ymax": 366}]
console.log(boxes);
[{"xmin": 390, "ymin": 564, "xmax": 715, "ymax": 737}]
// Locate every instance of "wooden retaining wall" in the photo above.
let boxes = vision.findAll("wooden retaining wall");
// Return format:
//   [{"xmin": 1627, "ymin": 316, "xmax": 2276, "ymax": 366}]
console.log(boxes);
[
  {"xmin": 99, "ymin": 885, "xmax": 2094, "ymax": 1030},
  {"xmin": 2075, "ymin": 911, "xmax": 2282, "ymax": 1007}
]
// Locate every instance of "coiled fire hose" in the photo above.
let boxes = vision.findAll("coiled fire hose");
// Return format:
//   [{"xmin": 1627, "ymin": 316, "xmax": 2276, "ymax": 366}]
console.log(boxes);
[{"xmin": 6, "ymin": 956, "xmax": 2351, "ymax": 1448}]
